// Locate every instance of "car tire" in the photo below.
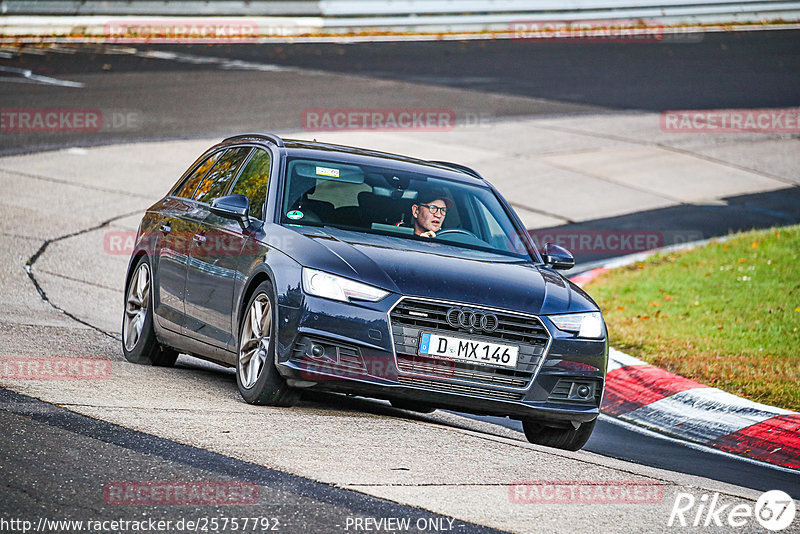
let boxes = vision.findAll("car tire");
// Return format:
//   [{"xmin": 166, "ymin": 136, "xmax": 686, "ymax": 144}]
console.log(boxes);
[
  {"xmin": 236, "ymin": 280, "xmax": 298, "ymax": 406},
  {"xmin": 522, "ymin": 419, "xmax": 597, "ymax": 451},
  {"xmin": 122, "ymin": 256, "xmax": 179, "ymax": 367},
  {"xmin": 390, "ymin": 400, "xmax": 436, "ymax": 413}
]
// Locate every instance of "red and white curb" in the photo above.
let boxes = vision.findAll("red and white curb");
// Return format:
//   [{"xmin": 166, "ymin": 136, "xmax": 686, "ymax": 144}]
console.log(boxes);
[
  {"xmin": 603, "ymin": 349, "xmax": 800, "ymax": 470},
  {"xmin": 569, "ymin": 266, "xmax": 799, "ymax": 470},
  {"xmin": 568, "ymin": 267, "xmax": 608, "ymax": 287}
]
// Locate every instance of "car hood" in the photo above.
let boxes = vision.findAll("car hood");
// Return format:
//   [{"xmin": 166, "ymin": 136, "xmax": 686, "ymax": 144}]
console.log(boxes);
[{"xmin": 277, "ymin": 225, "xmax": 598, "ymax": 315}]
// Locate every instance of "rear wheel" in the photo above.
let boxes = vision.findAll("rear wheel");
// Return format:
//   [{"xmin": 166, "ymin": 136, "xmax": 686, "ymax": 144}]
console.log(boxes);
[
  {"xmin": 236, "ymin": 281, "xmax": 298, "ymax": 406},
  {"xmin": 522, "ymin": 419, "xmax": 597, "ymax": 451},
  {"xmin": 390, "ymin": 400, "xmax": 436, "ymax": 414},
  {"xmin": 122, "ymin": 257, "xmax": 178, "ymax": 367}
]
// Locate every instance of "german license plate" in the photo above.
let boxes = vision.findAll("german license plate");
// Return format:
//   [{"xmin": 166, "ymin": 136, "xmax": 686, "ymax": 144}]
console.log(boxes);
[{"xmin": 418, "ymin": 332, "xmax": 519, "ymax": 369}]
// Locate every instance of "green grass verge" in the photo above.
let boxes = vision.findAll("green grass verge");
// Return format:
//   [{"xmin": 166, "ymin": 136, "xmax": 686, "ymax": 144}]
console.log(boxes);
[{"xmin": 586, "ymin": 224, "xmax": 800, "ymax": 411}]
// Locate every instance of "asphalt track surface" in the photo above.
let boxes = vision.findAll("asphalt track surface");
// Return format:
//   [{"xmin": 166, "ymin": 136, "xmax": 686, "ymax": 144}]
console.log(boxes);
[
  {"xmin": 462, "ymin": 413, "xmax": 800, "ymax": 499},
  {"xmin": 167, "ymin": 30, "xmax": 800, "ymax": 111},
  {"xmin": 1, "ymin": 31, "xmax": 799, "ymax": 530},
  {"xmin": 0, "ymin": 387, "xmax": 498, "ymax": 533},
  {"xmin": 3, "ymin": 29, "xmax": 800, "ymax": 148},
  {"xmin": 2, "ymin": 30, "xmax": 799, "ymax": 260}
]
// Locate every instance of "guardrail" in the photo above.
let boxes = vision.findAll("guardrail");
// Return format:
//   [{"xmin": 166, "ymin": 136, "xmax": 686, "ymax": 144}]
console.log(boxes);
[
  {"xmin": 320, "ymin": 0, "xmax": 800, "ymax": 17},
  {"xmin": 1, "ymin": 0, "xmax": 799, "ymax": 41},
  {"xmin": 2, "ymin": 1, "xmax": 320, "ymax": 16},
  {"xmin": 3, "ymin": 0, "xmax": 800, "ymax": 19}
]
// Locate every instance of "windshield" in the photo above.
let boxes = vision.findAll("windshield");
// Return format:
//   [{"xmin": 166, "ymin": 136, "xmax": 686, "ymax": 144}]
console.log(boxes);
[{"xmin": 280, "ymin": 157, "xmax": 534, "ymax": 259}]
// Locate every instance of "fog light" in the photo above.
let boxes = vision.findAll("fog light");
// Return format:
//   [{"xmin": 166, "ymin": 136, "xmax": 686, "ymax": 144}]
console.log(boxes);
[
  {"xmin": 576, "ymin": 384, "xmax": 591, "ymax": 398},
  {"xmin": 310, "ymin": 343, "xmax": 325, "ymax": 358}
]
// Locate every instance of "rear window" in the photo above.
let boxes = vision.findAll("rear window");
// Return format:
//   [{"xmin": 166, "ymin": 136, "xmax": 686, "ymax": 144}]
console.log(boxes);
[
  {"xmin": 193, "ymin": 147, "xmax": 252, "ymax": 204},
  {"xmin": 230, "ymin": 148, "xmax": 272, "ymax": 219},
  {"xmin": 173, "ymin": 151, "xmax": 222, "ymax": 198}
]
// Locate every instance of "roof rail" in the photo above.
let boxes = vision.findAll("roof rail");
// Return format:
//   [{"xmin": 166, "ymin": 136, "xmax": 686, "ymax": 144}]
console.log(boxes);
[
  {"xmin": 430, "ymin": 160, "xmax": 484, "ymax": 180},
  {"xmin": 222, "ymin": 133, "xmax": 285, "ymax": 147}
]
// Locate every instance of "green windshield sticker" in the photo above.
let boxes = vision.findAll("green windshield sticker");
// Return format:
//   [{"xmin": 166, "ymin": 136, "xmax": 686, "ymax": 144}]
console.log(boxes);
[{"xmin": 287, "ymin": 210, "xmax": 304, "ymax": 220}]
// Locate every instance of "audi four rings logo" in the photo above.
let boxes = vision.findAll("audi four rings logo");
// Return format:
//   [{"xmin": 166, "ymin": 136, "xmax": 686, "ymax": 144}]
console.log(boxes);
[{"xmin": 446, "ymin": 307, "xmax": 499, "ymax": 332}]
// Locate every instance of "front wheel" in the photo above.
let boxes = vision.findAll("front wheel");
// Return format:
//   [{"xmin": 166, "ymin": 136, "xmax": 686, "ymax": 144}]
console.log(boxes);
[
  {"xmin": 236, "ymin": 281, "xmax": 298, "ymax": 406},
  {"xmin": 522, "ymin": 419, "xmax": 597, "ymax": 451},
  {"xmin": 122, "ymin": 256, "xmax": 178, "ymax": 367}
]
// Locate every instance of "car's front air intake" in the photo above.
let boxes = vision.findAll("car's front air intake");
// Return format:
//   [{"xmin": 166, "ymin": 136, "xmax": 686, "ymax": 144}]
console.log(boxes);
[{"xmin": 390, "ymin": 298, "xmax": 550, "ymax": 398}]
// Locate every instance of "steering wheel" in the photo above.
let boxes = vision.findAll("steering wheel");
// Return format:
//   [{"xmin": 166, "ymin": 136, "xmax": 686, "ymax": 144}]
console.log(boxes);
[{"xmin": 436, "ymin": 228, "xmax": 480, "ymax": 240}]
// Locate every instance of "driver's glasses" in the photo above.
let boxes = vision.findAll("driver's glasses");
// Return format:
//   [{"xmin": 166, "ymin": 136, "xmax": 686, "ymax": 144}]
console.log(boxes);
[{"xmin": 421, "ymin": 204, "xmax": 447, "ymax": 215}]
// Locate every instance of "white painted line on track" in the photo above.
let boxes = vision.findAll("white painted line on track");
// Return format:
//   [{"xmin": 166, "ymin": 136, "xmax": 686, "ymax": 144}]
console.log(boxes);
[
  {"xmin": 599, "ymin": 413, "xmax": 800, "ymax": 476},
  {"xmin": 0, "ymin": 65, "xmax": 84, "ymax": 88},
  {"xmin": 135, "ymin": 50, "xmax": 294, "ymax": 72}
]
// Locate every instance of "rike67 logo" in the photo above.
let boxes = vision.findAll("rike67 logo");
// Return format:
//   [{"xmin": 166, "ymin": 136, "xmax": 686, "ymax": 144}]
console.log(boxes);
[{"xmin": 668, "ymin": 490, "xmax": 796, "ymax": 531}]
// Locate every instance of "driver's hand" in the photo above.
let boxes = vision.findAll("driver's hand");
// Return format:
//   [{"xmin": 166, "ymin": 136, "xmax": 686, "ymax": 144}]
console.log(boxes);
[{"xmin": 419, "ymin": 230, "xmax": 436, "ymax": 238}]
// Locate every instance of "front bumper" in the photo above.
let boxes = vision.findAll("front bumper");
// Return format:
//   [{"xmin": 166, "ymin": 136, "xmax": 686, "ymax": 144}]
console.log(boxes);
[{"xmin": 275, "ymin": 294, "xmax": 608, "ymax": 424}]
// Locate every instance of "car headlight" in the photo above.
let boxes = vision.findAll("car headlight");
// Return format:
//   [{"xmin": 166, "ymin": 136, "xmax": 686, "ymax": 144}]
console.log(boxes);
[
  {"xmin": 549, "ymin": 312, "xmax": 605, "ymax": 339},
  {"xmin": 302, "ymin": 268, "xmax": 389, "ymax": 303}
]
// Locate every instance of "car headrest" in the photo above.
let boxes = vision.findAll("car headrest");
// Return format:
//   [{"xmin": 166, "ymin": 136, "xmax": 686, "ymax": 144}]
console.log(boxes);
[{"xmin": 357, "ymin": 191, "xmax": 383, "ymax": 209}]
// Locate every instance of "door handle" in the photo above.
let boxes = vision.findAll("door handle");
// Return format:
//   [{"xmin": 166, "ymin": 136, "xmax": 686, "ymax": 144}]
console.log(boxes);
[
  {"xmin": 193, "ymin": 233, "xmax": 207, "ymax": 244},
  {"xmin": 160, "ymin": 223, "xmax": 172, "ymax": 233}
]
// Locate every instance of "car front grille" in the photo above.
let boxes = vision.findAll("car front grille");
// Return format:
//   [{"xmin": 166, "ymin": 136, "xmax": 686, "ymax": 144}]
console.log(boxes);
[
  {"xmin": 396, "ymin": 354, "xmax": 530, "ymax": 388},
  {"xmin": 391, "ymin": 299, "xmax": 551, "ymax": 347},
  {"xmin": 396, "ymin": 376, "xmax": 526, "ymax": 401},
  {"xmin": 390, "ymin": 298, "xmax": 550, "ymax": 399}
]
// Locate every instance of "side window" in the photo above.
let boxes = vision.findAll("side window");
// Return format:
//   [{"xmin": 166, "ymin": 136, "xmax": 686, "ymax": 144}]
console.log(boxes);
[
  {"xmin": 173, "ymin": 151, "xmax": 221, "ymax": 198},
  {"xmin": 192, "ymin": 147, "xmax": 252, "ymax": 204},
  {"xmin": 230, "ymin": 148, "xmax": 271, "ymax": 220}
]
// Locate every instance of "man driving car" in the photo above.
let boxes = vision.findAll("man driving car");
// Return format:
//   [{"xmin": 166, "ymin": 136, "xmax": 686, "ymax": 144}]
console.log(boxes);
[{"xmin": 411, "ymin": 189, "xmax": 453, "ymax": 238}]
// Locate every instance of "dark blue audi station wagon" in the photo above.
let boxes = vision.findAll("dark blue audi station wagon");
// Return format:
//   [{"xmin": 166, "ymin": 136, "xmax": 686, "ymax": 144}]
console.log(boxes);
[{"xmin": 123, "ymin": 133, "xmax": 608, "ymax": 451}]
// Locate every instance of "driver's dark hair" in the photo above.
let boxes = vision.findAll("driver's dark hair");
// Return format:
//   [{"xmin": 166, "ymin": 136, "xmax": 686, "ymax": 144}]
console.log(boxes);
[{"xmin": 415, "ymin": 187, "xmax": 453, "ymax": 207}]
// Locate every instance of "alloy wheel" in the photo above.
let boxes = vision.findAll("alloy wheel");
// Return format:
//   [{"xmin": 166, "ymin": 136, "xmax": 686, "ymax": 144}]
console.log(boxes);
[
  {"xmin": 123, "ymin": 262, "xmax": 150, "ymax": 352},
  {"xmin": 238, "ymin": 294, "xmax": 272, "ymax": 389}
]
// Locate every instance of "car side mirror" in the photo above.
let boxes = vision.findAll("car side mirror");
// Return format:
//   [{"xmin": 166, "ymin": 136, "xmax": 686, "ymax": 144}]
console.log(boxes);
[
  {"xmin": 210, "ymin": 194, "xmax": 250, "ymax": 231},
  {"xmin": 542, "ymin": 242, "xmax": 575, "ymax": 270}
]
